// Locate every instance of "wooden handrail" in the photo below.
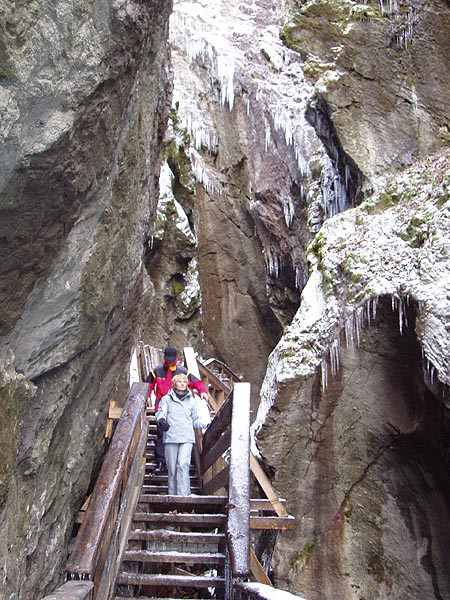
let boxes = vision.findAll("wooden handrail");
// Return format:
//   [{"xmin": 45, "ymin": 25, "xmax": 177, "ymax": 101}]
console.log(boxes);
[{"xmin": 66, "ymin": 382, "xmax": 148, "ymax": 593}]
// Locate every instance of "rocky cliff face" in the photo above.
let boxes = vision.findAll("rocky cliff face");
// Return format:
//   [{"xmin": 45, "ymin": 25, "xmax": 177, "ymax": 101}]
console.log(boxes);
[
  {"xmin": 0, "ymin": 0, "xmax": 449, "ymax": 598},
  {"xmin": 149, "ymin": 0, "xmax": 450, "ymax": 598},
  {"xmin": 148, "ymin": 0, "xmax": 449, "ymax": 400},
  {"xmin": 0, "ymin": 1, "xmax": 172, "ymax": 597},
  {"xmin": 254, "ymin": 152, "xmax": 450, "ymax": 599}
]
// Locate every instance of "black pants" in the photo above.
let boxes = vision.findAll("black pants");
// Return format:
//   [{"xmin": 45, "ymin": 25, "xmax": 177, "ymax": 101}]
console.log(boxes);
[{"xmin": 155, "ymin": 424, "xmax": 166, "ymax": 466}]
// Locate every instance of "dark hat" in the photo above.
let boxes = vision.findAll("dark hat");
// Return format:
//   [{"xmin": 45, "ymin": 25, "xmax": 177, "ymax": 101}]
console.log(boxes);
[{"xmin": 163, "ymin": 346, "xmax": 178, "ymax": 360}]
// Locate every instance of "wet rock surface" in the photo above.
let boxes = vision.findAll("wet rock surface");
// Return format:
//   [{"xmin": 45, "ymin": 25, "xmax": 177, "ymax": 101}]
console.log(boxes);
[
  {"xmin": 0, "ymin": 1, "xmax": 172, "ymax": 597},
  {"xmin": 254, "ymin": 152, "xmax": 450, "ymax": 599}
]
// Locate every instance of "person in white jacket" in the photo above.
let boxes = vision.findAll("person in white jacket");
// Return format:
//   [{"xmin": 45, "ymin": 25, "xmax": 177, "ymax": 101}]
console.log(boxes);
[{"xmin": 156, "ymin": 373, "xmax": 207, "ymax": 495}]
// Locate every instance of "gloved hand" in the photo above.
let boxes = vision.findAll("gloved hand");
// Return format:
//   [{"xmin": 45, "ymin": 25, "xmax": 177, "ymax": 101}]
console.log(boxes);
[{"xmin": 158, "ymin": 418, "xmax": 170, "ymax": 432}]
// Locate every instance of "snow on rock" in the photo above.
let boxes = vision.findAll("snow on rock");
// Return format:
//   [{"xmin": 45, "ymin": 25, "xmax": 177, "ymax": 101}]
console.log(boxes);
[
  {"xmin": 254, "ymin": 150, "xmax": 450, "ymax": 436},
  {"xmin": 169, "ymin": 0, "xmax": 334, "ymax": 199},
  {"xmin": 154, "ymin": 162, "xmax": 197, "ymax": 246}
]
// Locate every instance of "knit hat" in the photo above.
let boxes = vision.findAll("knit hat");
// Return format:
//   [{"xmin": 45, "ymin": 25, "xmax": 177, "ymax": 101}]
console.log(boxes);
[{"xmin": 163, "ymin": 346, "xmax": 178, "ymax": 361}]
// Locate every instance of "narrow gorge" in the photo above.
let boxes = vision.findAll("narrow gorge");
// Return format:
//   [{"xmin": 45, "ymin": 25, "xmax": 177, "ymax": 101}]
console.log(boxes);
[{"xmin": 0, "ymin": 0, "xmax": 449, "ymax": 599}]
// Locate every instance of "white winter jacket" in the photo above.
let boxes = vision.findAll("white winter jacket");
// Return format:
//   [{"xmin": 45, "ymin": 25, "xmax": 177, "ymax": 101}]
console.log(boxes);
[{"xmin": 156, "ymin": 389, "xmax": 206, "ymax": 444}]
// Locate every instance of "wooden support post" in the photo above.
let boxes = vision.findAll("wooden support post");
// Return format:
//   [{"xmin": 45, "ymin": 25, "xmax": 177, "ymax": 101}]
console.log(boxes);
[
  {"xmin": 250, "ymin": 454, "xmax": 288, "ymax": 518},
  {"xmin": 250, "ymin": 547, "xmax": 273, "ymax": 586},
  {"xmin": 227, "ymin": 382, "xmax": 251, "ymax": 576}
]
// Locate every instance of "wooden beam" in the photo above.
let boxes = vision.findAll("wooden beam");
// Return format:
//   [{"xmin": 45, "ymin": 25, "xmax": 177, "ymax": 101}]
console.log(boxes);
[
  {"xmin": 202, "ymin": 393, "xmax": 232, "ymax": 455},
  {"xmin": 67, "ymin": 382, "xmax": 149, "ymax": 577},
  {"xmin": 227, "ymin": 382, "xmax": 250, "ymax": 577},
  {"xmin": 250, "ymin": 548, "xmax": 273, "ymax": 586},
  {"xmin": 250, "ymin": 516, "xmax": 296, "ymax": 530},
  {"xmin": 201, "ymin": 429, "xmax": 231, "ymax": 474},
  {"xmin": 250, "ymin": 454, "xmax": 288, "ymax": 518},
  {"xmin": 202, "ymin": 465, "xmax": 230, "ymax": 496},
  {"xmin": 250, "ymin": 498, "xmax": 287, "ymax": 511}
]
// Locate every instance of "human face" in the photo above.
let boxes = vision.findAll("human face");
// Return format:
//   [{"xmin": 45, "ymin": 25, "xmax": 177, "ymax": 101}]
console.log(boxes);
[{"xmin": 174, "ymin": 378, "xmax": 188, "ymax": 393}]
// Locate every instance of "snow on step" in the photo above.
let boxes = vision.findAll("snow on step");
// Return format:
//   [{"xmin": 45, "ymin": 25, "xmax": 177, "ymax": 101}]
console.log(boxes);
[
  {"xmin": 116, "ymin": 572, "xmax": 225, "ymax": 587},
  {"xmin": 123, "ymin": 549, "xmax": 225, "ymax": 563}
]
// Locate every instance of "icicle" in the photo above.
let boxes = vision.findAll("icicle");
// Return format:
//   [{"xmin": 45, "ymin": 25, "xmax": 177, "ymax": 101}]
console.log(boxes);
[
  {"xmin": 321, "ymin": 359, "xmax": 328, "ymax": 391},
  {"xmin": 244, "ymin": 93, "xmax": 250, "ymax": 115},
  {"xmin": 372, "ymin": 295, "xmax": 379, "ymax": 320},
  {"xmin": 283, "ymin": 197, "xmax": 295, "ymax": 228},
  {"xmin": 264, "ymin": 116, "xmax": 271, "ymax": 151},
  {"xmin": 266, "ymin": 251, "xmax": 281, "ymax": 279},
  {"xmin": 330, "ymin": 338, "xmax": 341, "ymax": 376},
  {"xmin": 295, "ymin": 267, "xmax": 305, "ymax": 290},
  {"xmin": 345, "ymin": 313, "xmax": 355, "ymax": 347},
  {"xmin": 355, "ymin": 306, "xmax": 363, "ymax": 346}
]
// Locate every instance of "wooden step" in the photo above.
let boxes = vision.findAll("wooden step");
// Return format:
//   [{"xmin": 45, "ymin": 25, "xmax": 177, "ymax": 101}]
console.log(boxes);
[
  {"xmin": 138, "ymin": 495, "xmax": 227, "ymax": 512},
  {"xmin": 116, "ymin": 572, "xmax": 225, "ymax": 588},
  {"xmin": 116, "ymin": 597, "xmax": 199, "ymax": 600},
  {"xmin": 138, "ymin": 494, "xmax": 227, "ymax": 507},
  {"xmin": 144, "ymin": 474, "xmax": 169, "ymax": 482},
  {"xmin": 123, "ymin": 549, "xmax": 225, "ymax": 564},
  {"xmin": 133, "ymin": 512, "xmax": 225, "ymax": 526},
  {"xmin": 250, "ymin": 515, "xmax": 296, "ymax": 530},
  {"xmin": 128, "ymin": 528, "xmax": 225, "ymax": 544},
  {"xmin": 141, "ymin": 485, "xmax": 200, "ymax": 494}
]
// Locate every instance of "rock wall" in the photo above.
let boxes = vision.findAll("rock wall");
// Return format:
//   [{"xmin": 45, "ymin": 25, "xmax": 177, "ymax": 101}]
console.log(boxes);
[
  {"xmin": 149, "ymin": 0, "xmax": 449, "ymax": 401},
  {"xmin": 0, "ymin": 1, "xmax": 172, "ymax": 597},
  {"xmin": 282, "ymin": 0, "xmax": 450, "ymax": 181},
  {"xmin": 254, "ymin": 153, "xmax": 450, "ymax": 599}
]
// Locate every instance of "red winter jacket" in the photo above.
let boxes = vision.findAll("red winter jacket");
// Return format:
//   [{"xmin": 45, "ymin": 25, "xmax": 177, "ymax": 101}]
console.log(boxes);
[{"xmin": 145, "ymin": 360, "xmax": 207, "ymax": 409}]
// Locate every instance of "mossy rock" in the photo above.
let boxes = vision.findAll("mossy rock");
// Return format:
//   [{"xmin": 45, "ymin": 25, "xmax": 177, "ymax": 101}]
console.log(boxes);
[{"xmin": 0, "ymin": 361, "xmax": 36, "ymax": 507}]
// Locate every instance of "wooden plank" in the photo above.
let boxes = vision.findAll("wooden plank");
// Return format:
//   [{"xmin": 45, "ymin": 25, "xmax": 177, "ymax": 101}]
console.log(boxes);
[
  {"xmin": 40, "ymin": 581, "xmax": 94, "ymax": 600},
  {"xmin": 197, "ymin": 362, "xmax": 231, "ymax": 394},
  {"xmin": 109, "ymin": 406, "xmax": 123, "ymax": 420},
  {"xmin": 250, "ymin": 454, "xmax": 288, "ymax": 518},
  {"xmin": 201, "ymin": 429, "xmax": 231, "ymax": 474},
  {"xmin": 233, "ymin": 582, "xmax": 307, "ymax": 600},
  {"xmin": 128, "ymin": 529, "xmax": 225, "ymax": 544},
  {"xmin": 250, "ymin": 516, "xmax": 296, "ymax": 530},
  {"xmin": 227, "ymin": 382, "xmax": 250, "ymax": 577},
  {"xmin": 250, "ymin": 548, "xmax": 273, "ymax": 586},
  {"xmin": 250, "ymin": 498, "xmax": 287, "ymax": 511},
  {"xmin": 201, "ymin": 465, "xmax": 230, "ymax": 496},
  {"xmin": 183, "ymin": 346, "xmax": 201, "ymax": 379},
  {"xmin": 202, "ymin": 393, "xmax": 232, "ymax": 456},
  {"xmin": 133, "ymin": 512, "xmax": 226, "ymax": 526},
  {"xmin": 116, "ymin": 573, "xmax": 225, "ymax": 588},
  {"xmin": 123, "ymin": 550, "xmax": 225, "ymax": 564},
  {"xmin": 137, "ymin": 494, "xmax": 227, "ymax": 506},
  {"xmin": 95, "ymin": 419, "xmax": 148, "ymax": 600},
  {"xmin": 136, "ymin": 342, "xmax": 145, "ymax": 382}
]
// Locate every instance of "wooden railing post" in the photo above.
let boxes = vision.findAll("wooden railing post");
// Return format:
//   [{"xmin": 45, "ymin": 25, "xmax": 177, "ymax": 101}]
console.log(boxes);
[{"xmin": 227, "ymin": 381, "xmax": 251, "ymax": 577}]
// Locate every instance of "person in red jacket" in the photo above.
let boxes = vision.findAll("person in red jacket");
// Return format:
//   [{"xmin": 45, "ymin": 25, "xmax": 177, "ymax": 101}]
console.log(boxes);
[{"xmin": 146, "ymin": 346, "xmax": 208, "ymax": 472}]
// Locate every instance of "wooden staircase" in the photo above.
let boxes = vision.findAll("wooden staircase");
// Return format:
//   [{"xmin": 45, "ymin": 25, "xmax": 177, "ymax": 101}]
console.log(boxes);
[
  {"xmin": 64, "ymin": 346, "xmax": 297, "ymax": 600},
  {"xmin": 114, "ymin": 407, "xmax": 228, "ymax": 599}
]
